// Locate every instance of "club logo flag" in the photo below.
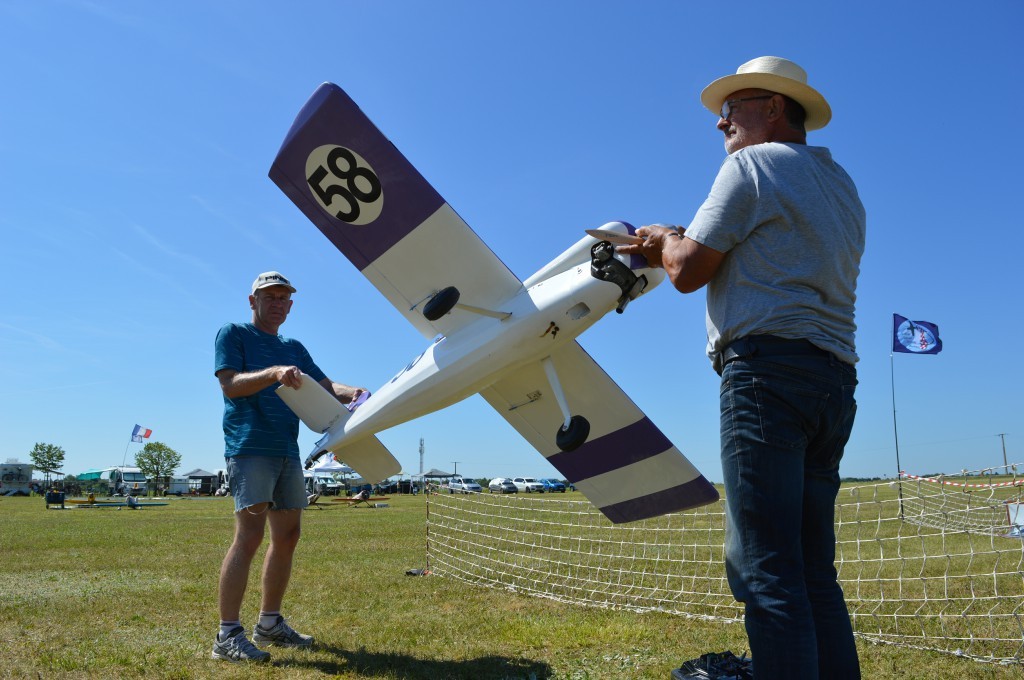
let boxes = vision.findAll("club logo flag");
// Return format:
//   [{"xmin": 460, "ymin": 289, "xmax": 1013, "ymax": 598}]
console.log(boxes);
[
  {"xmin": 131, "ymin": 424, "xmax": 153, "ymax": 443},
  {"xmin": 892, "ymin": 314, "xmax": 943, "ymax": 354}
]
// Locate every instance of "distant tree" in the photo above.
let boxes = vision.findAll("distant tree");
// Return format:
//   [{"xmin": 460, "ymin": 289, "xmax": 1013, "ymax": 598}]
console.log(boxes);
[
  {"xmin": 29, "ymin": 443, "xmax": 65, "ymax": 485},
  {"xmin": 135, "ymin": 442, "xmax": 182, "ymax": 495}
]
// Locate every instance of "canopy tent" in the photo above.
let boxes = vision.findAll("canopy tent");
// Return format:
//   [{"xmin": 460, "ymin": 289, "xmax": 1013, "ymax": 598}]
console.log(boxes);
[
  {"xmin": 422, "ymin": 468, "xmax": 454, "ymax": 478},
  {"xmin": 183, "ymin": 468, "xmax": 219, "ymax": 495},
  {"xmin": 309, "ymin": 453, "xmax": 354, "ymax": 476}
]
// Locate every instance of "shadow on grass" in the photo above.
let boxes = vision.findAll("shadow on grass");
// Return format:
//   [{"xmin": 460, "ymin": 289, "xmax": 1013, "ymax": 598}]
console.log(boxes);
[{"xmin": 291, "ymin": 643, "xmax": 552, "ymax": 679}]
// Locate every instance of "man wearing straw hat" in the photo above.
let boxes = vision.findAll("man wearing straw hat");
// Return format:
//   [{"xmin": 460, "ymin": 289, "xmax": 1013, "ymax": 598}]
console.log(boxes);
[{"xmin": 622, "ymin": 57, "xmax": 864, "ymax": 678}]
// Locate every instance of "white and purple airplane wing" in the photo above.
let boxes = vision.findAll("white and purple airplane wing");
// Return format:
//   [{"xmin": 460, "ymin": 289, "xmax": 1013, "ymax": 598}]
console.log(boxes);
[
  {"xmin": 481, "ymin": 343, "xmax": 719, "ymax": 522},
  {"xmin": 269, "ymin": 83, "xmax": 523, "ymax": 340},
  {"xmin": 268, "ymin": 82, "xmax": 720, "ymax": 523}
]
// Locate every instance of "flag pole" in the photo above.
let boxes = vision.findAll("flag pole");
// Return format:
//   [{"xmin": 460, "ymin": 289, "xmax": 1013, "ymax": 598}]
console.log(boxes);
[
  {"xmin": 121, "ymin": 439, "xmax": 132, "ymax": 468},
  {"xmin": 890, "ymin": 324, "xmax": 905, "ymax": 519}
]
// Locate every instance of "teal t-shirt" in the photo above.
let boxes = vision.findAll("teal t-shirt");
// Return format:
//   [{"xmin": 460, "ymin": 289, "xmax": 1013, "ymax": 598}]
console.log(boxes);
[{"xmin": 214, "ymin": 322, "xmax": 327, "ymax": 458}]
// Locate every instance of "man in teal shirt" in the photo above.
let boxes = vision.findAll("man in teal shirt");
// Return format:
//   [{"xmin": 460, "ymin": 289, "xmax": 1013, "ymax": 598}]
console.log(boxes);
[{"xmin": 211, "ymin": 271, "xmax": 366, "ymax": 663}]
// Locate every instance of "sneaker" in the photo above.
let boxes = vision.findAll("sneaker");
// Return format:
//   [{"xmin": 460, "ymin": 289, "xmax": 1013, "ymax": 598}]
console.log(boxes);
[
  {"xmin": 673, "ymin": 650, "xmax": 753, "ymax": 679},
  {"xmin": 253, "ymin": 616, "xmax": 314, "ymax": 648},
  {"xmin": 211, "ymin": 626, "xmax": 271, "ymax": 663}
]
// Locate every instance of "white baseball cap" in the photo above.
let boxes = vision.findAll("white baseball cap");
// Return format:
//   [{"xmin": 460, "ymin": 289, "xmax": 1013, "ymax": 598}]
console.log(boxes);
[{"xmin": 251, "ymin": 271, "xmax": 296, "ymax": 294}]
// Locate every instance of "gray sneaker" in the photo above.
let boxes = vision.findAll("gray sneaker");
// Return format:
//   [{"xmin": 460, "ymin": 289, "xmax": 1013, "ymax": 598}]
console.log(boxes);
[
  {"xmin": 212, "ymin": 626, "xmax": 271, "ymax": 663},
  {"xmin": 253, "ymin": 616, "xmax": 314, "ymax": 648}
]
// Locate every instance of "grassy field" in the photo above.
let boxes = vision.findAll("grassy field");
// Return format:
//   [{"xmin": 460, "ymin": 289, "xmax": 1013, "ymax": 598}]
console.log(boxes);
[{"xmin": 2, "ymin": 492, "xmax": 1023, "ymax": 679}]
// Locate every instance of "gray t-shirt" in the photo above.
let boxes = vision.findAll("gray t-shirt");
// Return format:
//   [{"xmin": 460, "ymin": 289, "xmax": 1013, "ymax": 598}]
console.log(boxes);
[{"xmin": 685, "ymin": 142, "xmax": 865, "ymax": 365}]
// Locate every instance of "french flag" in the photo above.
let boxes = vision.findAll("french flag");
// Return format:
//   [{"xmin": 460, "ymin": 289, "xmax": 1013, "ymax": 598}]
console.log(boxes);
[{"xmin": 131, "ymin": 424, "xmax": 153, "ymax": 443}]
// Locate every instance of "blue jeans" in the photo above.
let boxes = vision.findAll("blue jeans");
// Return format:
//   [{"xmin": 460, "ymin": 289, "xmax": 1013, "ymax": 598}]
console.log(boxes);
[{"xmin": 720, "ymin": 349, "xmax": 860, "ymax": 679}]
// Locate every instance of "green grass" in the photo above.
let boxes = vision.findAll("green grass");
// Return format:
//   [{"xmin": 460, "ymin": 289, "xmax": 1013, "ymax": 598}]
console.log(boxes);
[{"xmin": 1, "ymin": 493, "xmax": 1022, "ymax": 679}]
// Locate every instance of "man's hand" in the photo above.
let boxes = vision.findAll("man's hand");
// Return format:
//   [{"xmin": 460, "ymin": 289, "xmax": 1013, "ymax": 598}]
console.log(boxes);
[
  {"xmin": 274, "ymin": 365, "xmax": 304, "ymax": 389},
  {"xmin": 616, "ymin": 224, "xmax": 684, "ymax": 269},
  {"xmin": 617, "ymin": 224, "xmax": 724, "ymax": 294}
]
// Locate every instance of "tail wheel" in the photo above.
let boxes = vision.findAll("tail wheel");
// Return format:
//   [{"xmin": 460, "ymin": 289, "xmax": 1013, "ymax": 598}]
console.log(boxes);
[{"xmin": 556, "ymin": 415, "xmax": 590, "ymax": 452}]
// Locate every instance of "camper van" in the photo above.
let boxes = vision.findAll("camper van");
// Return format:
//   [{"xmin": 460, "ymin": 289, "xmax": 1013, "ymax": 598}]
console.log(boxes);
[
  {"xmin": 78, "ymin": 467, "xmax": 149, "ymax": 496},
  {"xmin": 0, "ymin": 461, "xmax": 33, "ymax": 496}
]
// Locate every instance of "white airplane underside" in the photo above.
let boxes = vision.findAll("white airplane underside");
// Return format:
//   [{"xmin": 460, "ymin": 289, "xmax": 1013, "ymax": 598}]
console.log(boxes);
[{"xmin": 269, "ymin": 83, "xmax": 719, "ymax": 523}]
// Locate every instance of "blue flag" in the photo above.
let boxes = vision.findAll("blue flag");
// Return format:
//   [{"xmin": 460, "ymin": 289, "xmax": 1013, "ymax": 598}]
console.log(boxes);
[{"xmin": 892, "ymin": 314, "xmax": 942, "ymax": 354}]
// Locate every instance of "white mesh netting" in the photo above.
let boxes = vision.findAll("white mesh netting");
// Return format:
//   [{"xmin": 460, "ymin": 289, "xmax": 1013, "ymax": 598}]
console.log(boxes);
[{"xmin": 425, "ymin": 465, "xmax": 1024, "ymax": 664}]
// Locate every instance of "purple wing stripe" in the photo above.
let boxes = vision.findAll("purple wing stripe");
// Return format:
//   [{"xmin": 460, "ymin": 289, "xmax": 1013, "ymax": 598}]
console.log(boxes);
[
  {"xmin": 546, "ymin": 417, "xmax": 671, "ymax": 483},
  {"xmin": 599, "ymin": 476, "xmax": 720, "ymax": 524},
  {"xmin": 269, "ymin": 83, "xmax": 444, "ymax": 271}
]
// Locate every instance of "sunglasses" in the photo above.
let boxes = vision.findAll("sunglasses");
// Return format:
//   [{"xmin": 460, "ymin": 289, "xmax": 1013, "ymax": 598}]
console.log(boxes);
[{"xmin": 720, "ymin": 94, "xmax": 776, "ymax": 120}]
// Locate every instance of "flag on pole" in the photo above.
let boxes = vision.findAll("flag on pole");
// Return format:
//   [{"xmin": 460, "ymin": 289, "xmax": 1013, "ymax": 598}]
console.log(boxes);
[
  {"xmin": 892, "ymin": 314, "xmax": 943, "ymax": 354},
  {"xmin": 131, "ymin": 424, "xmax": 153, "ymax": 443}
]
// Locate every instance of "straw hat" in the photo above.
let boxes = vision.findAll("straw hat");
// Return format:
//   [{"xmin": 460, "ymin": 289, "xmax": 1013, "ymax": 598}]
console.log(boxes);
[{"xmin": 700, "ymin": 56, "xmax": 832, "ymax": 131}]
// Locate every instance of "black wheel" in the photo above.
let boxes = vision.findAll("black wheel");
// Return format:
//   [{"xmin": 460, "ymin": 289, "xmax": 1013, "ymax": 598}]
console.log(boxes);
[
  {"xmin": 423, "ymin": 286, "xmax": 460, "ymax": 321},
  {"xmin": 556, "ymin": 415, "xmax": 590, "ymax": 452}
]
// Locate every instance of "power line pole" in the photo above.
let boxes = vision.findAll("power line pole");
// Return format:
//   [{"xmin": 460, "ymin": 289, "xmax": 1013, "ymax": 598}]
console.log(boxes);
[
  {"xmin": 451, "ymin": 461, "xmax": 461, "ymax": 475},
  {"xmin": 998, "ymin": 433, "xmax": 1009, "ymax": 469}
]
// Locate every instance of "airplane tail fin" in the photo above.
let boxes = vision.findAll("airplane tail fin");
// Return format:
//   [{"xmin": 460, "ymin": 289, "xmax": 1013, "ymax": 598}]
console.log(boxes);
[
  {"xmin": 329, "ymin": 436, "xmax": 401, "ymax": 484},
  {"xmin": 276, "ymin": 374, "xmax": 401, "ymax": 482},
  {"xmin": 275, "ymin": 373, "xmax": 350, "ymax": 434}
]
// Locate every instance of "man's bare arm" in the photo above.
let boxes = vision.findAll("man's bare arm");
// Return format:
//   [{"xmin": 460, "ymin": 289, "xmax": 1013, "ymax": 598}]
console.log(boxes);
[
  {"xmin": 319, "ymin": 378, "xmax": 367, "ymax": 404},
  {"xmin": 216, "ymin": 366, "xmax": 303, "ymax": 399}
]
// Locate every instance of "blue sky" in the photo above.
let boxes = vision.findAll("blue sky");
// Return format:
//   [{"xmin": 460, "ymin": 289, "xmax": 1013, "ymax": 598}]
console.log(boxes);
[{"xmin": 2, "ymin": 1, "xmax": 1020, "ymax": 483}]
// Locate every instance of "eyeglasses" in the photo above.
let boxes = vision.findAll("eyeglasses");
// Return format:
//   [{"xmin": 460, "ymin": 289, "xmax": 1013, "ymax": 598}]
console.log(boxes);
[{"xmin": 719, "ymin": 94, "xmax": 776, "ymax": 120}]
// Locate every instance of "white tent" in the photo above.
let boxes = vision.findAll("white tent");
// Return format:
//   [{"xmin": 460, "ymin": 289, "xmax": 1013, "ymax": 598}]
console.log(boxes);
[{"xmin": 309, "ymin": 453, "xmax": 354, "ymax": 476}]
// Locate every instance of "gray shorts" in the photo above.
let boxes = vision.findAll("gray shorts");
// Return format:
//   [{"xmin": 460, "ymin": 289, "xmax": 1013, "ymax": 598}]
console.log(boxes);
[{"xmin": 226, "ymin": 455, "xmax": 308, "ymax": 512}]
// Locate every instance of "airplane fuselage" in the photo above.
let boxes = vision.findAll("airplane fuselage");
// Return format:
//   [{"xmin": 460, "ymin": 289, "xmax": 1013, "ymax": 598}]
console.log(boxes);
[{"xmin": 327, "ymin": 245, "xmax": 663, "ymax": 449}]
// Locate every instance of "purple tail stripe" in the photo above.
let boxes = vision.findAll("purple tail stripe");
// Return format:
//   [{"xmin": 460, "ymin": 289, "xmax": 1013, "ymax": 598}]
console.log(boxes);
[
  {"xmin": 600, "ymin": 477, "xmax": 720, "ymax": 524},
  {"xmin": 615, "ymin": 221, "xmax": 649, "ymax": 270},
  {"xmin": 546, "ymin": 416, "xmax": 671, "ymax": 483},
  {"xmin": 269, "ymin": 83, "xmax": 444, "ymax": 271}
]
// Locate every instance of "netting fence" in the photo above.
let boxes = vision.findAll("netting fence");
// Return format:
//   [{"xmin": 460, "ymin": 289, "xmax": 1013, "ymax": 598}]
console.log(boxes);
[{"xmin": 425, "ymin": 465, "xmax": 1024, "ymax": 664}]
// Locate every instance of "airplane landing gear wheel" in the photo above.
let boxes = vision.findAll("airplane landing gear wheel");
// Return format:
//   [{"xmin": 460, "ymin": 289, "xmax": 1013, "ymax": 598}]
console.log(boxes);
[
  {"xmin": 423, "ymin": 286, "xmax": 460, "ymax": 321},
  {"xmin": 556, "ymin": 415, "xmax": 590, "ymax": 452}
]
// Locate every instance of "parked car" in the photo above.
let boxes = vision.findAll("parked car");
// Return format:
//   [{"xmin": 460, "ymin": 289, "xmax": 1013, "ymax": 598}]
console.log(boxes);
[
  {"xmin": 448, "ymin": 476, "xmax": 482, "ymax": 494},
  {"xmin": 511, "ymin": 477, "xmax": 545, "ymax": 493},
  {"xmin": 488, "ymin": 478, "xmax": 517, "ymax": 494},
  {"xmin": 539, "ymin": 478, "xmax": 566, "ymax": 493}
]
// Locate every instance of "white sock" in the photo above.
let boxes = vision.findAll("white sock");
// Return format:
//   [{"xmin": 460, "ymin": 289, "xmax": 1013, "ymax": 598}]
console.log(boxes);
[
  {"xmin": 219, "ymin": 621, "xmax": 242, "ymax": 639},
  {"xmin": 258, "ymin": 611, "xmax": 281, "ymax": 629}
]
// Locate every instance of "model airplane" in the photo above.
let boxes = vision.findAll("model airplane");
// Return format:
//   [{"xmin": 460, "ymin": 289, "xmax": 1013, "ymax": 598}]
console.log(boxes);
[{"xmin": 268, "ymin": 83, "xmax": 718, "ymax": 523}]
